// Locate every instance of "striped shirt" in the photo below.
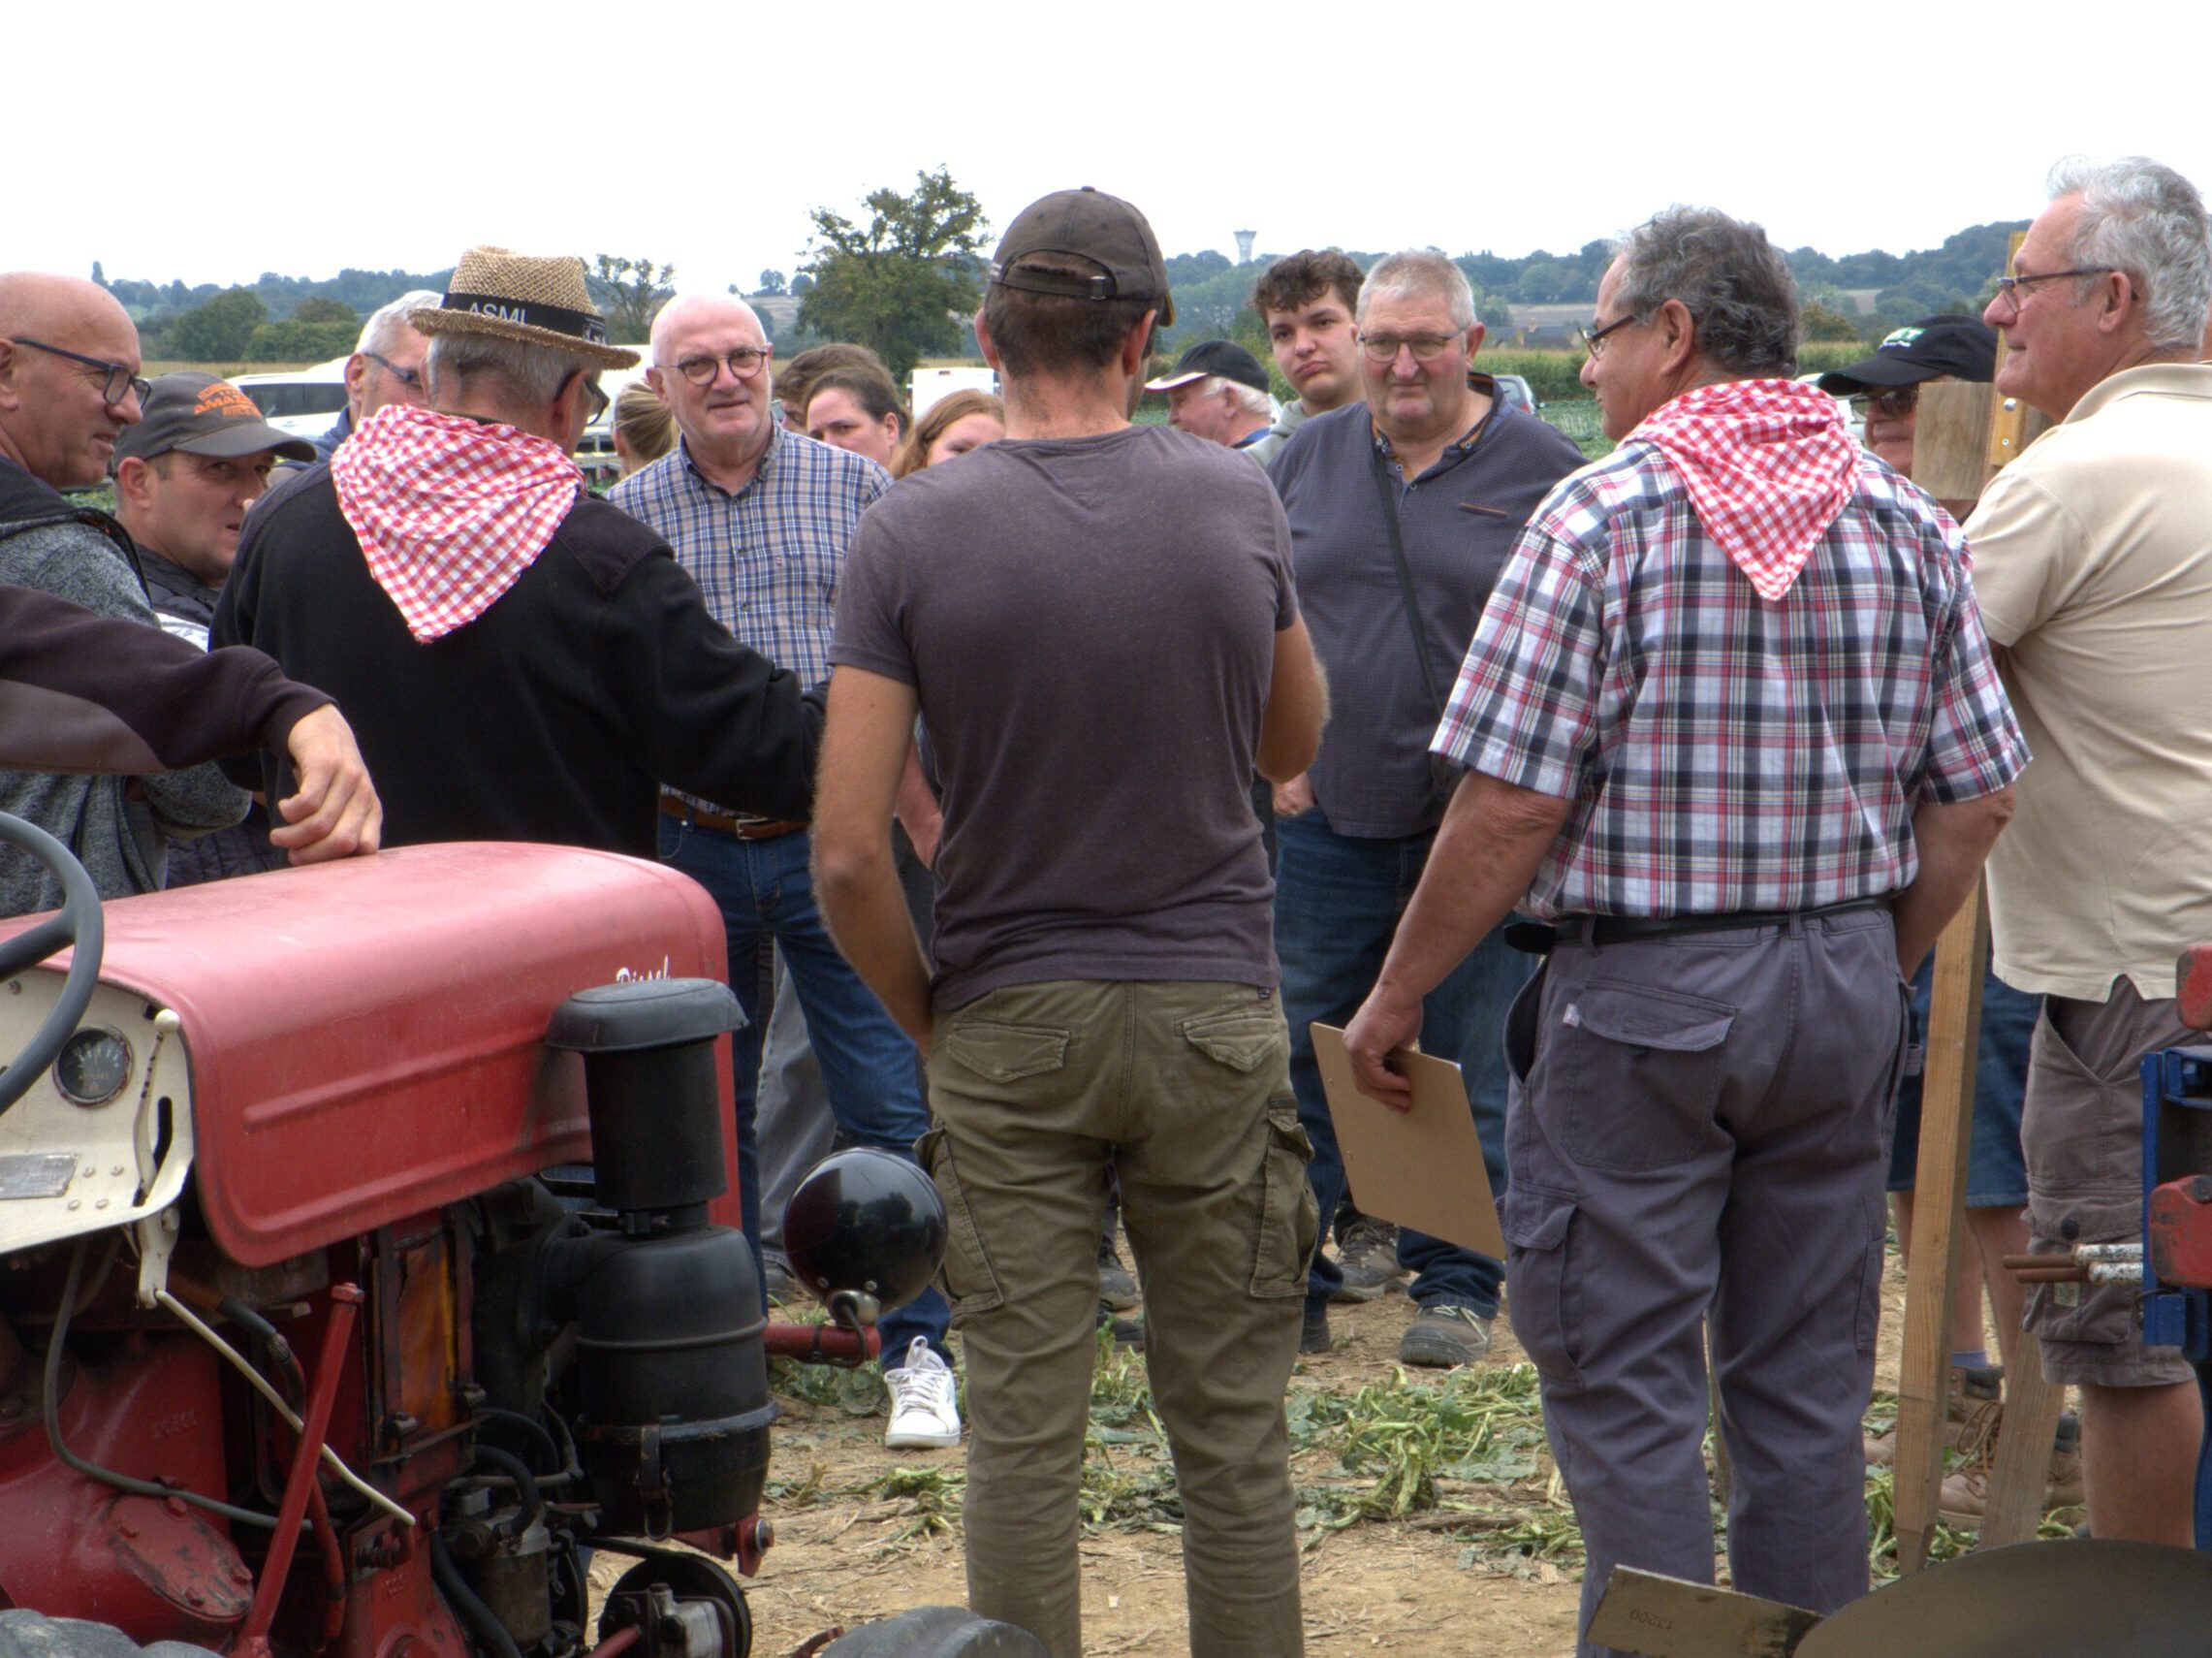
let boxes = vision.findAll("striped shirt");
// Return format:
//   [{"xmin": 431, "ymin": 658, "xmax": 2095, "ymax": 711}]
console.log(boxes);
[
  {"xmin": 610, "ymin": 424, "xmax": 890, "ymax": 688},
  {"xmin": 1434, "ymin": 440, "xmax": 2026, "ymax": 920}
]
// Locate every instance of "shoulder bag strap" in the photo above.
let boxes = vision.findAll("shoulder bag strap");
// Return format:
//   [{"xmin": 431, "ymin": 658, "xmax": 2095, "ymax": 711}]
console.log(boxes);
[{"xmin": 1369, "ymin": 438, "xmax": 1446, "ymax": 718}]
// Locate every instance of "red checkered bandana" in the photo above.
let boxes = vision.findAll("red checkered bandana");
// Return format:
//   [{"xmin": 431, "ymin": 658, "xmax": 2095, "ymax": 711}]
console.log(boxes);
[
  {"xmin": 331, "ymin": 404, "xmax": 584, "ymax": 642},
  {"xmin": 1628, "ymin": 377, "xmax": 1857, "ymax": 601}
]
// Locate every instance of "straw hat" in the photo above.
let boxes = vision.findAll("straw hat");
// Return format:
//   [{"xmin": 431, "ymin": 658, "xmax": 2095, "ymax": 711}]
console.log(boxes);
[{"xmin": 410, "ymin": 247, "xmax": 641, "ymax": 368}]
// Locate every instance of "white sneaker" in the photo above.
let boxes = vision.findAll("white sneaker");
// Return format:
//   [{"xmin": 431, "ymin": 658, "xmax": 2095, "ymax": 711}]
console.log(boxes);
[{"xmin": 883, "ymin": 1336, "xmax": 962, "ymax": 1450}]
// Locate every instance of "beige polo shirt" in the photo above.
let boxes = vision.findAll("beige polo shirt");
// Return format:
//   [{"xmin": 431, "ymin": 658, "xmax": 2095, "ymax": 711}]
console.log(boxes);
[{"xmin": 1965, "ymin": 362, "xmax": 2212, "ymax": 1002}]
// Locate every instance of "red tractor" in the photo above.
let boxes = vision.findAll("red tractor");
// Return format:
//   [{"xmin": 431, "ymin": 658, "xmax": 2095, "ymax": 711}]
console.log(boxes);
[{"xmin": 0, "ymin": 824, "xmax": 985, "ymax": 1658}]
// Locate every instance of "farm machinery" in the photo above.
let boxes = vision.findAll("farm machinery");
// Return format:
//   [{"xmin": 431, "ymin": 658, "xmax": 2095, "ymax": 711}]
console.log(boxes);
[{"xmin": 0, "ymin": 821, "xmax": 984, "ymax": 1658}]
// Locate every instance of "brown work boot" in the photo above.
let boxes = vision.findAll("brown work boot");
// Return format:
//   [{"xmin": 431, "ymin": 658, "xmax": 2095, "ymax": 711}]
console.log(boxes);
[
  {"xmin": 1938, "ymin": 1412, "xmax": 2084, "ymax": 1527},
  {"xmin": 1331, "ymin": 1216, "xmax": 1406, "ymax": 1302},
  {"xmin": 1864, "ymin": 1363, "xmax": 2002, "ymax": 1466}
]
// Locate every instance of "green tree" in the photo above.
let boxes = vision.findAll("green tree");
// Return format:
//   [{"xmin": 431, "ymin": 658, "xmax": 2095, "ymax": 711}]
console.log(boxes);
[
  {"xmin": 588, "ymin": 255, "xmax": 676, "ymax": 343},
  {"xmin": 293, "ymin": 296, "xmax": 358, "ymax": 325},
  {"xmin": 799, "ymin": 167, "xmax": 988, "ymax": 381},
  {"xmin": 756, "ymin": 269, "xmax": 787, "ymax": 297},
  {"xmin": 1800, "ymin": 300, "xmax": 1864, "ymax": 342},
  {"xmin": 169, "ymin": 290, "xmax": 268, "ymax": 361}
]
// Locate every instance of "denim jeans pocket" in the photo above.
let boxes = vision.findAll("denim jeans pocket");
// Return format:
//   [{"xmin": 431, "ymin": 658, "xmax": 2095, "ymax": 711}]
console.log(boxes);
[
  {"xmin": 1249, "ymin": 1092, "xmax": 1319, "ymax": 1297},
  {"xmin": 914, "ymin": 1126, "xmax": 1004, "ymax": 1319},
  {"xmin": 1559, "ymin": 980, "xmax": 1735, "ymax": 1171},
  {"xmin": 1501, "ymin": 1182, "xmax": 1583, "ymax": 1387}
]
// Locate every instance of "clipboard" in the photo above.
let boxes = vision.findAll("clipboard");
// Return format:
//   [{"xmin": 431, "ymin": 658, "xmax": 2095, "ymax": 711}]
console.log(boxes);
[{"xmin": 1310, "ymin": 1022, "xmax": 1505, "ymax": 1259}]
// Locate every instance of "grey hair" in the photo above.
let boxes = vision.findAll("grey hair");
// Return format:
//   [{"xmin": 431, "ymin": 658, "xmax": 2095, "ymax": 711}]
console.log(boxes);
[
  {"xmin": 1356, "ymin": 250, "xmax": 1476, "ymax": 330},
  {"xmin": 1197, "ymin": 375, "xmax": 1275, "ymax": 418},
  {"xmin": 2047, "ymin": 155, "xmax": 2212, "ymax": 351},
  {"xmin": 358, "ymin": 289, "xmax": 444, "ymax": 357},
  {"xmin": 425, "ymin": 331, "xmax": 598, "ymax": 409},
  {"xmin": 1613, "ymin": 207, "xmax": 1798, "ymax": 377}
]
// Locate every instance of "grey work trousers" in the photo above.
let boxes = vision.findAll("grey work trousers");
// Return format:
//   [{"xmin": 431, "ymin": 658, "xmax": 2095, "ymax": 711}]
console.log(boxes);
[
  {"xmin": 920, "ymin": 979, "xmax": 1315, "ymax": 1658},
  {"xmin": 1501, "ymin": 907, "xmax": 1909, "ymax": 1657}
]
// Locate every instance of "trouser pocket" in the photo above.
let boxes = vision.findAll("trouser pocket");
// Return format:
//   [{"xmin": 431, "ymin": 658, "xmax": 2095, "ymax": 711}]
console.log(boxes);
[
  {"xmin": 1249, "ymin": 1092, "xmax": 1319, "ymax": 1297},
  {"xmin": 1502, "ymin": 1182, "xmax": 1583, "ymax": 1387},
  {"xmin": 1558, "ymin": 980, "xmax": 1736, "ymax": 1170},
  {"xmin": 914, "ymin": 1125, "xmax": 1004, "ymax": 1318}
]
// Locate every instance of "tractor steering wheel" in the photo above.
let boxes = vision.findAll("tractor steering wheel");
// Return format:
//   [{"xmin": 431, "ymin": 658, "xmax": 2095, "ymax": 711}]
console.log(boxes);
[{"xmin": 0, "ymin": 811, "xmax": 105, "ymax": 1118}]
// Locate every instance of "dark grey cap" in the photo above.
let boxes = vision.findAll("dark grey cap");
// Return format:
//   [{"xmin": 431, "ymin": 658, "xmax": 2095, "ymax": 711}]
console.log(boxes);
[
  {"xmin": 111, "ymin": 372, "xmax": 314, "ymax": 467},
  {"xmin": 990, "ymin": 186, "xmax": 1176, "ymax": 326}
]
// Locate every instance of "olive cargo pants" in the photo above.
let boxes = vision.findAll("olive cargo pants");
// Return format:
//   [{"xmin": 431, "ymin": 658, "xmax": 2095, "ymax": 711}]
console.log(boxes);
[{"xmin": 919, "ymin": 979, "xmax": 1317, "ymax": 1658}]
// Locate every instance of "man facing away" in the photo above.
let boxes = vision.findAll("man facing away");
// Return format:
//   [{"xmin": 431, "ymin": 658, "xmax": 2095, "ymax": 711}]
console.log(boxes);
[
  {"xmin": 1346, "ymin": 207, "xmax": 2023, "ymax": 1654},
  {"xmin": 812, "ymin": 186, "xmax": 1329, "ymax": 1658},
  {"xmin": 1962, "ymin": 153, "xmax": 2212, "ymax": 1546},
  {"xmin": 1268, "ymin": 249, "xmax": 1587, "ymax": 1366},
  {"xmin": 216, "ymin": 247, "xmax": 817, "ymax": 863},
  {"xmin": 608, "ymin": 292, "xmax": 954, "ymax": 1449}
]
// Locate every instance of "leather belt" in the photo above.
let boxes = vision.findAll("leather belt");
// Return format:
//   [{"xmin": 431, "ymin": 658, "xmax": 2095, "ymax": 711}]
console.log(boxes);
[
  {"xmin": 658, "ymin": 792, "xmax": 805, "ymax": 842},
  {"xmin": 1506, "ymin": 897, "xmax": 1888, "ymax": 955}
]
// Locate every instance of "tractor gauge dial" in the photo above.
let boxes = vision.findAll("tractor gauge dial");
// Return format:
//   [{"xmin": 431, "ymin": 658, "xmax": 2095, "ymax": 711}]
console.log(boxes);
[{"xmin": 54, "ymin": 1028, "xmax": 133, "ymax": 1107}]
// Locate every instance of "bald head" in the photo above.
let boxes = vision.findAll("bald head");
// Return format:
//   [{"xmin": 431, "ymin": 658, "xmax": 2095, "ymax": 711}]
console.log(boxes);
[
  {"xmin": 0, "ymin": 272, "xmax": 143, "ymax": 489},
  {"xmin": 647, "ymin": 294, "xmax": 775, "ymax": 480}
]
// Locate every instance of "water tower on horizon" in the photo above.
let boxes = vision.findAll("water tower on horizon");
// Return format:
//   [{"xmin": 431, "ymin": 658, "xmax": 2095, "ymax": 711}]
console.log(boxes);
[{"xmin": 1234, "ymin": 229, "xmax": 1256, "ymax": 265}]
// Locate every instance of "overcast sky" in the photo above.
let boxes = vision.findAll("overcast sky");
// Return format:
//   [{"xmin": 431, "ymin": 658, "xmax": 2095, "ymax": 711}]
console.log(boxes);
[{"xmin": 24, "ymin": 4, "xmax": 2211, "ymax": 308}]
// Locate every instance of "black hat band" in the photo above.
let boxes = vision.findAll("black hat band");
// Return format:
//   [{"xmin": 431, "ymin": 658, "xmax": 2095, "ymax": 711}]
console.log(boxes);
[{"xmin": 442, "ymin": 292, "xmax": 609, "ymax": 345}]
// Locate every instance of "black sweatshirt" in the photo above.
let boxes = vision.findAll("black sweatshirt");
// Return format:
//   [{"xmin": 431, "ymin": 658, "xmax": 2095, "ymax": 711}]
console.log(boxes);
[{"xmin": 214, "ymin": 463, "xmax": 820, "ymax": 856}]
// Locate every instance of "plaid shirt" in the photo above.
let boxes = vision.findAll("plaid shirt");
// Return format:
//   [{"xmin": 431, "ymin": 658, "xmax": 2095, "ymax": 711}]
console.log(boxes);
[
  {"xmin": 1434, "ymin": 441, "xmax": 2027, "ymax": 920},
  {"xmin": 610, "ymin": 423, "xmax": 887, "ymax": 819},
  {"xmin": 610, "ymin": 424, "xmax": 890, "ymax": 687}
]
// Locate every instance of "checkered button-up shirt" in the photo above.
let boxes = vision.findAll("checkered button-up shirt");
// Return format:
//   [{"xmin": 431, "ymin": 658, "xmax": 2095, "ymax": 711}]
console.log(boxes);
[
  {"xmin": 1433, "ymin": 441, "xmax": 2027, "ymax": 920},
  {"xmin": 610, "ymin": 424, "xmax": 890, "ymax": 689},
  {"xmin": 611, "ymin": 424, "xmax": 888, "ymax": 817}
]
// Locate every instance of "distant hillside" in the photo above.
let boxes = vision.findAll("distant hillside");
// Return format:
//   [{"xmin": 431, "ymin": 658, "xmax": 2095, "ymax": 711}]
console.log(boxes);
[
  {"xmin": 1155, "ymin": 221, "xmax": 2031, "ymax": 350},
  {"xmin": 93, "ymin": 263, "xmax": 455, "ymax": 326}
]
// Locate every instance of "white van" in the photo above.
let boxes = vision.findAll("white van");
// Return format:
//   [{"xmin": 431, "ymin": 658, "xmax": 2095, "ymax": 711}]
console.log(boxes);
[{"xmin": 231, "ymin": 357, "xmax": 352, "ymax": 442}]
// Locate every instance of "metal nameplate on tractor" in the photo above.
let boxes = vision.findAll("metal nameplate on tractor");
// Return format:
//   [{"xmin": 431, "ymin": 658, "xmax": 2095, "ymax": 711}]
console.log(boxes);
[{"xmin": 0, "ymin": 1152, "xmax": 77, "ymax": 1199}]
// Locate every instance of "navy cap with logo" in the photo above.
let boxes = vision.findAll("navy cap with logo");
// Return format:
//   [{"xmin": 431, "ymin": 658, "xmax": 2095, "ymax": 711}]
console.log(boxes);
[
  {"xmin": 990, "ymin": 186, "xmax": 1176, "ymax": 327},
  {"xmin": 1145, "ymin": 339, "xmax": 1271, "ymax": 395},
  {"xmin": 1816, "ymin": 314, "xmax": 1998, "ymax": 394},
  {"xmin": 111, "ymin": 372, "xmax": 315, "ymax": 468}
]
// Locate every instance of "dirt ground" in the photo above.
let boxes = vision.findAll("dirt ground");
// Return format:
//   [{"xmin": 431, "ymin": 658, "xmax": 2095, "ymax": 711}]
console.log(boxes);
[{"xmin": 593, "ymin": 1252, "xmax": 1927, "ymax": 1658}]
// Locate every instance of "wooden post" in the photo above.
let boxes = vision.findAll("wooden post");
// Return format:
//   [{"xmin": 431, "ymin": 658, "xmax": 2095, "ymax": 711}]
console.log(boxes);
[{"xmin": 1892, "ymin": 887, "xmax": 1989, "ymax": 1572}]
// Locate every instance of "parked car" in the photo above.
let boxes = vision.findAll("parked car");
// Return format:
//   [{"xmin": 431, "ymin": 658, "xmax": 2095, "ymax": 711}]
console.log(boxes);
[
  {"xmin": 1490, "ymin": 372, "xmax": 1537, "ymax": 416},
  {"xmin": 231, "ymin": 356, "xmax": 350, "ymax": 441}
]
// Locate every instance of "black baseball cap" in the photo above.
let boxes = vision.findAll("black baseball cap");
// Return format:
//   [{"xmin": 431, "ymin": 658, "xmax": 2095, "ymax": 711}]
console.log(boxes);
[
  {"xmin": 1816, "ymin": 315, "xmax": 1998, "ymax": 394},
  {"xmin": 1146, "ymin": 340, "xmax": 1271, "ymax": 395},
  {"xmin": 991, "ymin": 186, "xmax": 1176, "ymax": 326},
  {"xmin": 112, "ymin": 372, "xmax": 314, "ymax": 467}
]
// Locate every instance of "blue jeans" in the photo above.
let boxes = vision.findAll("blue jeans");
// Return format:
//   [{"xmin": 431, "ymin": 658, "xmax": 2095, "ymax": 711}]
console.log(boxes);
[
  {"xmin": 658, "ymin": 816, "xmax": 949, "ymax": 1358},
  {"xmin": 1276, "ymin": 812, "xmax": 1525, "ymax": 1321}
]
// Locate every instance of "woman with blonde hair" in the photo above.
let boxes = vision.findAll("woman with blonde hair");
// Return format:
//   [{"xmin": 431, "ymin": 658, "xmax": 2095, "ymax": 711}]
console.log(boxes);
[
  {"xmin": 889, "ymin": 389, "xmax": 1005, "ymax": 479},
  {"xmin": 610, "ymin": 381, "xmax": 677, "ymax": 477}
]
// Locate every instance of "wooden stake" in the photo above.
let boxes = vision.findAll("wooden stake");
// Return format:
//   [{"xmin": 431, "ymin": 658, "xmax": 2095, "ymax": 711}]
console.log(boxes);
[{"xmin": 1893, "ymin": 885, "xmax": 1989, "ymax": 1573}]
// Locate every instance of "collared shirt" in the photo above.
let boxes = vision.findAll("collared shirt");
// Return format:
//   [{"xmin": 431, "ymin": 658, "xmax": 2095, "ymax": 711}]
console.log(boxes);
[
  {"xmin": 1965, "ymin": 362, "xmax": 2212, "ymax": 1001},
  {"xmin": 1435, "ymin": 438, "xmax": 2026, "ymax": 921},
  {"xmin": 610, "ymin": 423, "xmax": 890, "ymax": 688},
  {"xmin": 1268, "ymin": 379, "xmax": 1586, "ymax": 839}
]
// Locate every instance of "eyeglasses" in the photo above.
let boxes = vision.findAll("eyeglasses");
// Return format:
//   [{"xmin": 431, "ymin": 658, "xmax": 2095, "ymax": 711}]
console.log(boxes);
[
  {"xmin": 362, "ymin": 350, "xmax": 425, "ymax": 391},
  {"xmin": 562, "ymin": 371, "xmax": 611, "ymax": 422},
  {"xmin": 1578, "ymin": 313, "xmax": 1642, "ymax": 357},
  {"xmin": 667, "ymin": 347, "xmax": 771, "ymax": 386},
  {"xmin": 1848, "ymin": 387, "xmax": 1919, "ymax": 420},
  {"xmin": 1357, "ymin": 332, "xmax": 1461, "ymax": 365},
  {"xmin": 1990, "ymin": 267, "xmax": 2117, "ymax": 308},
  {"xmin": 8, "ymin": 336, "xmax": 150, "ymax": 407}
]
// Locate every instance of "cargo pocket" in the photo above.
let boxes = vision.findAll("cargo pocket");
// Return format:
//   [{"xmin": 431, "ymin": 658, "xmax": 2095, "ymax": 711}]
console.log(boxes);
[
  {"xmin": 1181, "ymin": 1003, "xmax": 1289, "ymax": 1073},
  {"xmin": 1501, "ymin": 1183, "xmax": 1582, "ymax": 1387},
  {"xmin": 1853, "ymin": 1192, "xmax": 1886, "ymax": 1356},
  {"xmin": 938, "ymin": 1019, "xmax": 1071, "ymax": 1086},
  {"xmin": 1249, "ymin": 1093, "xmax": 1319, "ymax": 1298},
  {"xmin": 2023, "ymin": 1190, "xmax": 2140, "ymax": 1347},
  {"xmin": 1559, "ymin": 981, "xmax": 1734, "ymax": 1170},
  {"xmin": 914, "ymin": 1126, "xmax": 1004, "ymax": 1320}
]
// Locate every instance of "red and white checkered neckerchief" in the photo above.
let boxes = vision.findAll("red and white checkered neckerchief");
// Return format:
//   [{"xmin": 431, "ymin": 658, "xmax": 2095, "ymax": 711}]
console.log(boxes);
[
  {"xmin": 1627, "ymin": 377, "xmax": 1858, "ymax": 602},
  {"xmin": 330, "ymin": 404, "xmax": 584, "ymax": 642}
]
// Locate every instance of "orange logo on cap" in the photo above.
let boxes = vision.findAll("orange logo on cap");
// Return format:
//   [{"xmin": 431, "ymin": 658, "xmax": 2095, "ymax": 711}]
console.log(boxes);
[{"xmin": 195, "ymin": 382, "xmax": 263, "ymax": 421}]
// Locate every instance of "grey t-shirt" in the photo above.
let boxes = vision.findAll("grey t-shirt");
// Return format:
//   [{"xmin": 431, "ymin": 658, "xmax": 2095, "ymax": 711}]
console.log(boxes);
[{"xmin": 830, "ymin": 424, "xmax": 1298, "ymax": 1011}]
